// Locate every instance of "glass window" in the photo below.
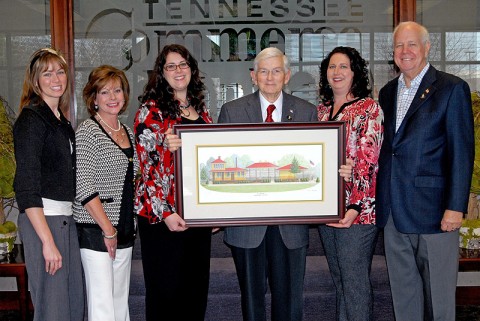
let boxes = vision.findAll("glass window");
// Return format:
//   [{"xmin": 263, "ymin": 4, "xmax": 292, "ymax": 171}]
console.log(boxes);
[
  {"xmin": 418, "ymin": 0, "xmax": 480, "ymax": 91},
  {"xmin": 73, "ymin": 1, "xmax": 393, "ymax": 124},
  {"xmin": 0, "ymin": 1, "xmax": 50, "ymax": 113}
]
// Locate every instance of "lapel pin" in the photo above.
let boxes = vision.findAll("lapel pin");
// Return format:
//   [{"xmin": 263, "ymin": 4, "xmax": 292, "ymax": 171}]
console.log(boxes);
[
  {"xmin": 421, "ymin": 88, "xmax": 430, "ymax": 99},
  {"xmin": 287, "ymin": 109, "xmax": 293, "ymax": 120}
]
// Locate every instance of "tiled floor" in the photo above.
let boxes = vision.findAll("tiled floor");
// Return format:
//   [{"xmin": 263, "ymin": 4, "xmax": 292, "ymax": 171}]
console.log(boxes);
[{"xmin": 1, "ymin": 305, "xmax": 479, "ymax": 321}]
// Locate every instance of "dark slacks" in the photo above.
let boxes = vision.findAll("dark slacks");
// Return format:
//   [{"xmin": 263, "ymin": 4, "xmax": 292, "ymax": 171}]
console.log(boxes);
[
  {"xmin": 138, "ymin": 216, "xmax": 212, "ymax": 321},
  {"xmin": 318, "ymin": 224, "xmax": 379, "ymax": 321},
  {"xmin": 230, "ymin": 226, "xmax": 307, "ymax": 321}
]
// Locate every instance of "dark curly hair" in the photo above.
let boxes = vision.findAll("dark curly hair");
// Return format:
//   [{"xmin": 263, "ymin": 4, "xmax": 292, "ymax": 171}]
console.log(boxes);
[
  {"xmin": 140, "ymin": 44, "xmax": 206, "ymax": 119},
  {"xmin": 318, "ymin": 46, "xmax": 372, "ymax": 105}
]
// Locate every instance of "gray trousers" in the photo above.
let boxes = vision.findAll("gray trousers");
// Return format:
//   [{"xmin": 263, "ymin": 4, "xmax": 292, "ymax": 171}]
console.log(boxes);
[
  {"xmin": 19, "ymin": 214, "xmax": 84, "ymax": 321},
  {"xmin": 384, "ymin": 215, "xmax": 458, "ymax": 321},
  {"xmin": 318, "ymin": 224, "xmax": 379, "ymax": 321}
]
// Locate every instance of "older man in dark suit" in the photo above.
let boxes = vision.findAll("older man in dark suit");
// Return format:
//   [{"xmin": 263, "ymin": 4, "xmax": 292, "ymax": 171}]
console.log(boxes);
[
  {"xmin": 376, "ymin": 21, "xmax": 474, "ymax": 321},
  {"xmin": 217, "ymin": 47, "xmax": 316, "ymax": 321}
]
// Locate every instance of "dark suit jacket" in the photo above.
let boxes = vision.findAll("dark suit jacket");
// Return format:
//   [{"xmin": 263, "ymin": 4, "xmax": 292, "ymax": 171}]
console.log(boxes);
[
  {"xmin": 376, "ymin": 66, "xmax": 474, "ymax": 234},
  {"xmin": 218, "ymin": 90, "xmax": 317, "ymax": 249}
]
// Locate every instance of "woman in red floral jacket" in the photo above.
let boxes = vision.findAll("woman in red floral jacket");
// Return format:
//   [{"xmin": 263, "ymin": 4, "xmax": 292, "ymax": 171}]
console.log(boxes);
[
  {"xmin": 134, "ymin": 44, "xmax": 212, "ymax": 321},
  {"xmin": 317, "ymin": 46, "xmax": 383, "ymax": 321}
]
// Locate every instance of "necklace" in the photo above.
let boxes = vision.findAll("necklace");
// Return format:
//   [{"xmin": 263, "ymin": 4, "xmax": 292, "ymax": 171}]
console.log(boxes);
[
  {"xmin": 178, "ymin": 99, "xmax": 191, "ymax": 117},
  {"xmin": 111, "ymin": 131, "xmax": 126, "ymax": 144},
  {"xmin": 96, "ymin": 114, "xmax": 126, "ymax": 145},
  {"xmin": 96, "ymin": 113, "xmax": 121, "ymax": 134}
]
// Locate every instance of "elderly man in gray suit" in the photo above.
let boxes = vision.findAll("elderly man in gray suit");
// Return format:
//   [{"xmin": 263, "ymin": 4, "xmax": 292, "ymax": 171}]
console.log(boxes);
[{"xmin": 217, "ymin": 47, "xmax": 317, "ymax": 321}]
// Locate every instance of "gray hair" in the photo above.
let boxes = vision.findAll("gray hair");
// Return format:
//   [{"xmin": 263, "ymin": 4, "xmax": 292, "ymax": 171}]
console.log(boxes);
[{"xmin": 253, "ymin": 47, "xmax": 290, "ymax": 72}]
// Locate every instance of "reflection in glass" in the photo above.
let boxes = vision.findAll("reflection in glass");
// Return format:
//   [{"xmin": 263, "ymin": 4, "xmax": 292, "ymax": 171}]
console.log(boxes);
[{"xmin": 0, "ymin": 0, "xmax": 50, "ymax": 112}]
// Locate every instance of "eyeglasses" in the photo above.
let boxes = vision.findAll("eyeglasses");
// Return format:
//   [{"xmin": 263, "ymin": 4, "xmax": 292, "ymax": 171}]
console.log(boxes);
[
  {"xmin": 164, "ymin": 62, "xmax": 190, "ymax": 71},
  {"xmin": 256, "ymin": 68, "xmax": 285, "ymax": 77}
]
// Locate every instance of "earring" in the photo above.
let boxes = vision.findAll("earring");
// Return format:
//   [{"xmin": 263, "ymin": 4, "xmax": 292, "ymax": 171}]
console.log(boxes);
[{"xmin": 94, "ymin": 105, "xmax": 99, "ymax": 111}]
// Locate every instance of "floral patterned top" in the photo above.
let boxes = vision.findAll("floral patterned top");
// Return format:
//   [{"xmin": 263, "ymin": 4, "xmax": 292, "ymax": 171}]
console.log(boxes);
[
  {"xmin": 134, "ymin": 99, "xmax": 212, "ymax": 224},
  {"xmin": 317, "ymin": 97, "xmax": 383, "ymax": 225}
]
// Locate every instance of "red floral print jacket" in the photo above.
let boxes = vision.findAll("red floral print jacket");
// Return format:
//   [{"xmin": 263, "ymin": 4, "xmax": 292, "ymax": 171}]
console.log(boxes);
[
  {"xmin": 317, "ymin": 98, "xmax": 383, "ymax": 225},
  {"xmin": 134, "ymin": 99, "xmax": 212, "ymax": 223}
]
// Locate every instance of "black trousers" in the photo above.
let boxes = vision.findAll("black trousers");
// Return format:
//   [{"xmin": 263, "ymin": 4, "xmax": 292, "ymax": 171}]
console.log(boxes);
[
  {"xmin": 230, "ymin": 226, "xmax": 307, "ymax": 321},
  {"xmin": 138, "ymin": 216, "xmax": 212, "ymax": 321}
]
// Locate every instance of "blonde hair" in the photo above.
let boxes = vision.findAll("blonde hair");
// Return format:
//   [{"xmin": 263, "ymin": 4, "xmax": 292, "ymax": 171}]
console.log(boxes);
[{"xmin": 19, "ymin": 48, "xmax": 70, "ymax": 113}]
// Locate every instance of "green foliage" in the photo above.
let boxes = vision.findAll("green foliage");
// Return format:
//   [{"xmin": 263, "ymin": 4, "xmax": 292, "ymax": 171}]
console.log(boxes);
[
  {"xmin": 290, "ymin": 157, "xmax": 300, "ymax": 174},
  {"xmin": 459, "ymin": 219, "xmax": 480, "ymax": 248},
  {"xmin": 0, "ymin": 98, "xmax": 15, "ymax": 199},
  {"xmin": 277, "ymin": 153, "xmax": 309, "ymax": 167},
  {"xmin": 472, "ymin": 92, "xmax": 480, "ymax": 194},
  {"xmin": 200, "ymin": 165, "xmax": 209, "ymax": 182},
  {"xmin": 0, "ymin": 221, "xmax": 16, "ymax": 233}
]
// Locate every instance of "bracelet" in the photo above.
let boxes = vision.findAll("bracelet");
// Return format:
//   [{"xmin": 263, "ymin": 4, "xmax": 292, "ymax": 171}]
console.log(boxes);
[{"xmin": 102, "ymin": 228, "xmax": 118, "ymax": 239}]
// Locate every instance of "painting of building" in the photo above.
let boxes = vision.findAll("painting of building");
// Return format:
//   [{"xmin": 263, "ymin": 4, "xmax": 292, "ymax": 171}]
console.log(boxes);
[
  {"xmin": 277, "ymin": 164, "xmax": 308, "ymax": 180},
  {"xmin": 207, "ymin": 156, "xmax": 313, "ymax": 184},
  {"xmin": 210, "ymin": 156, "xmax": 246, "ymax": 183}
]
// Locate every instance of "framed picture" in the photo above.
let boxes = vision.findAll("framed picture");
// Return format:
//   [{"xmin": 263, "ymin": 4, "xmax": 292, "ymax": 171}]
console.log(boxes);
[{"xmin": 174, "ymin": 122, "xmax": 345, "ymax": 227}]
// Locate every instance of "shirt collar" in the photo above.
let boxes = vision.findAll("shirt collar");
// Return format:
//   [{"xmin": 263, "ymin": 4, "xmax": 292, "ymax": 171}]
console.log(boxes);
[
  {"xmin": 259, "ymin": 91, "xmax": 283, "ymax": 111},
  {"xmin": 399, "ymin": 63, "xmax": 430, "ymax": 89}
]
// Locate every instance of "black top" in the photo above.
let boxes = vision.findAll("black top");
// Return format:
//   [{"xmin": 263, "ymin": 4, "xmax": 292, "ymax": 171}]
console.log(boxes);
[
  {"xmin": 13, "ymin": 98, "xmax": 76, "ymax": 212},
  {"xmin": 182, "ymin": 116, "xmax": 207, "ymax": 124}
]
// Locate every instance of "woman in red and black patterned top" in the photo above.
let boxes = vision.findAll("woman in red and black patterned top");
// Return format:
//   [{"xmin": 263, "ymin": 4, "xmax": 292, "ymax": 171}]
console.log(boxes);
[
  {"xmin": 317, "ymin": 46, "xmax": 383, "ymax": 321},
  {"xmin": 134, "ymin": 44, "xmax": 212, "ymax": 321}
]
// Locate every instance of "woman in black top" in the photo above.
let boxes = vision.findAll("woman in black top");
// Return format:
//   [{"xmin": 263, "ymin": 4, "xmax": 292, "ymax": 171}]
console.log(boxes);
[
  {"xmin": 134, "ymin": 44, "xmax": 213, "ymax": 321},
  {"xmin": 13, "ymin": 48, "xmax": 84, "ymax": 321}
]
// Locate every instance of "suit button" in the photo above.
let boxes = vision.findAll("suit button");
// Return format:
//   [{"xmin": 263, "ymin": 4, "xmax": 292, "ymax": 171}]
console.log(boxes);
[{"xmin": 63, "ymin": 221, "xmax": 67, "ymax": 225}]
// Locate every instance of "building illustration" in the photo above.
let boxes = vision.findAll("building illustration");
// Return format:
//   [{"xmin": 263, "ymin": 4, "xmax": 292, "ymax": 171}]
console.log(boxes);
[{"xmin": 209, "ymin": 156, "xmax": 310, "ymax": 184}]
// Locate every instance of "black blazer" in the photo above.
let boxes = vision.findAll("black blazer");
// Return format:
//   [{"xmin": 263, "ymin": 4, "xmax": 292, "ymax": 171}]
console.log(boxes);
[
  {"xmin": 13, "ymin": 99, "xmax": 76, "ymax": 212},
  {"xmin": 376, "ymin": 66, "xmax": 474, "ymax": 233}
]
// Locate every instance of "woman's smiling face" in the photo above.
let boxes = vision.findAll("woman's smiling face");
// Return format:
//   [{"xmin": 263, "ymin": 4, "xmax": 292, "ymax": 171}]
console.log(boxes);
[{"xmin": 163, "ymin": 52, "xmax": 192, "ymax": 96}]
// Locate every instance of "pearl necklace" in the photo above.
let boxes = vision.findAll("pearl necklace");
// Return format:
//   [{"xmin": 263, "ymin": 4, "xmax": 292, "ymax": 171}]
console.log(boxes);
[
  {"xmin": 96, "ymin": 114, "xmax": 126, "ymax": 144},
  {"xmin": 96, "ymin": 113, "xmax": 121, "ymax": 134}
]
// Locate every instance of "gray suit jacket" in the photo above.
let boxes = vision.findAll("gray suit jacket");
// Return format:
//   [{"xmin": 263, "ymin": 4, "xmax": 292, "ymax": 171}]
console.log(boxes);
[{"xmin": 218, "ymin": 91, "xmax": 317, "ymax": 249}]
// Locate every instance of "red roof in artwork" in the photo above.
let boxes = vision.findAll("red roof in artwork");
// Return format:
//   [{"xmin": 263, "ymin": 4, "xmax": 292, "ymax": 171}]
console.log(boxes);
[
  {"xmin": 278, "ymin": 164, "xmax": 307, "ymax": 170},
  {"xmin": 212, "ymin": 156, "xmax": 226, "ymax": 164},
  {"xmin": 211, "ymin": 167, "xmax": 245, "ymax": 172},
  {"xmin": 246, "ymin": 162, "xmax": 278, "ymax": 169},
  {"xmin": 226, "ymin": 167, "xmax": 245, "ymax": 171}
]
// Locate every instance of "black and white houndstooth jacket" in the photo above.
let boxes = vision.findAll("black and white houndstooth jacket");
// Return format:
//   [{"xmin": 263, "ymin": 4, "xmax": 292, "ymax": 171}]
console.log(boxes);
[{"xmin": 73, "ymin": 117, "xmax": 139, "ymax": 225}]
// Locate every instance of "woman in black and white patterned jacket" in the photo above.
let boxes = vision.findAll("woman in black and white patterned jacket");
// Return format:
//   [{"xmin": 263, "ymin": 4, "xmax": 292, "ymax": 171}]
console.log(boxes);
[{"xmin": 73, "ymin": 65, "xmax": 139, "ymax": 321}]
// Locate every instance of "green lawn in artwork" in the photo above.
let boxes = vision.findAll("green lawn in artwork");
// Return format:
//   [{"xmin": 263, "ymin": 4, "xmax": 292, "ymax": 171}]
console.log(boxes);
[{"xmin": 202, "ymin": 182, "xmax": 317, "ymax": 193}]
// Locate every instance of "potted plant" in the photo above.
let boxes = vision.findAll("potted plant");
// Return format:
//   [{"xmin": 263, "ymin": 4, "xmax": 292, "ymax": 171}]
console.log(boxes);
[
  {"xmin": 459, "ymin": 92, "xmax": 480, "ymax": 255},
  {"xmin": 0, "ymin": 96, "xmax": 17, "ymax": 254}
]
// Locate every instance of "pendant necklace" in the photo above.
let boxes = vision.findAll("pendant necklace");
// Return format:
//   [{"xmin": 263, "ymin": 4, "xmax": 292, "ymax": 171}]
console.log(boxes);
[
  {"xmin": 178, "ymin": 99, "xmax": 191, "ymax": 117},
  {"xmin": 96, "ymin": 113, "xmax": 125, "ymax": 144}
]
